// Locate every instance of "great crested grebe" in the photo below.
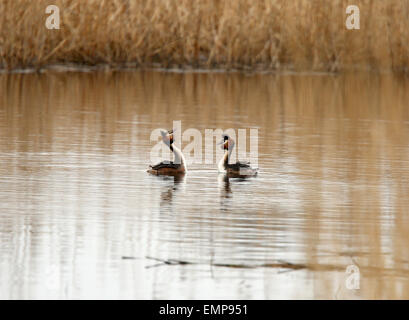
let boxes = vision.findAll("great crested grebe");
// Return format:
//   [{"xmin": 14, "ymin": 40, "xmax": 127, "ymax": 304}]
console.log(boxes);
[
  {"xmin": 148, "ymin": 129, "xmax": 187, "ymax": 176},
  {"xmin": 218, "ymin": 134, "xmax": 258, "ymax": 178}
]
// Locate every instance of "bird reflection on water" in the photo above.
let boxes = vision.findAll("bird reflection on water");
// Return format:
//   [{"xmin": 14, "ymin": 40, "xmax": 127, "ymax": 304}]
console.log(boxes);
[
  {"xmin": 218, "ymin": 174, "xmax": 232, "ymax": 211},
  {"xmin": 159, "ymin": 174, "xmax": 186, "ymax": 211}
]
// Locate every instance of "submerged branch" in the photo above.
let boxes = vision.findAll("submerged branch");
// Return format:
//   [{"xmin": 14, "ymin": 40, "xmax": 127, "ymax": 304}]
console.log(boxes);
[
  {"xmin": 121, "ymin": 256, "xmax": 409, "ymax": 278},
  {"xmin": 121, "ymin": 255, "xmax": 340, "ymax": 272}
]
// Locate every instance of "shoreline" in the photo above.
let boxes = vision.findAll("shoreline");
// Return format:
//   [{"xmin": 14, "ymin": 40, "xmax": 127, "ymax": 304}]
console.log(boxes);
[{"xmin": 0, "ymin": 63, "xmax": 404, "ymax": 76}]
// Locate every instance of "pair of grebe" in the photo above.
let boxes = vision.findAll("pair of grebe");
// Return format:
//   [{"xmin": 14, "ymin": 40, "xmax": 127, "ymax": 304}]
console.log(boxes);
[{"xmin": 148, "ymin": 129, "xmax": 258, "ymax": 178}]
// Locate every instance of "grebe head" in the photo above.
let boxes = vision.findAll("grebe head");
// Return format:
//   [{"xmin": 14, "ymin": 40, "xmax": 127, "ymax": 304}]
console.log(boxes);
[
  {"xmin": 160, "ymin": 129, "xmax": 174, "ymax": 146},
  {"xmin": 218, "ymin": 134, "xmax": 235, "ymax": 151}
]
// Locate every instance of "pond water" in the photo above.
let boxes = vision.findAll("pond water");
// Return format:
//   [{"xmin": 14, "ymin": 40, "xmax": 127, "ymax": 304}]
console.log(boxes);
[{"xmin": 0, "ymin": 70, "xmax": 409, "ymax": 299}]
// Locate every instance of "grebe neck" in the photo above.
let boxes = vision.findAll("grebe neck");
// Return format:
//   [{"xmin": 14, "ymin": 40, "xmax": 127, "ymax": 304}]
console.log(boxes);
[
  {"xmin": 218, "ymin": 147, "xmax": 233, "ymax": 171},
  {"xmin": 170, "ymin": 144, "xmax": 186, "ymax": 167}
]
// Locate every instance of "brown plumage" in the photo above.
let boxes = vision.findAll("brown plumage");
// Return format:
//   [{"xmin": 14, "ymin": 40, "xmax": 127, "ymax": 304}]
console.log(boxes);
[
  {"xmin": 147, "ymin": 161, "xmax": 186, "ymax": 176},
  {"xmin": 226, "ymin": 161, "xmax": 258, "ymax": 178}
]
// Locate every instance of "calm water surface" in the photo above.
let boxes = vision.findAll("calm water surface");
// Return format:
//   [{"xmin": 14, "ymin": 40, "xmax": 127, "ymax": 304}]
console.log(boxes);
[{"xmin": 1, "ymin": 71, "xmax": 409, "ymax": 299}]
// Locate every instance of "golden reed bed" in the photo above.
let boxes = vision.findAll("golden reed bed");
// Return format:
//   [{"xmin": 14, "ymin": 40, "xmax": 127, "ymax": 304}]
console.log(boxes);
[{"xmin": 0, "ymin": 0, "xmax": 408, "ymax": 72}]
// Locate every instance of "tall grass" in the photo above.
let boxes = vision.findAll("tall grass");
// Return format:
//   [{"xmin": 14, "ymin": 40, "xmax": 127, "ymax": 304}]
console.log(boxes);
[{"xmin": 0, "ymin": 0, "xmax": 408, "ymax": 72}]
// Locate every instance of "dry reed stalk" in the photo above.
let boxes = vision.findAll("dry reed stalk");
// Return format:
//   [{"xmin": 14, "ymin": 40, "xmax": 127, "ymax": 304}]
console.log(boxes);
[{"xmin": 0, "ymin": 0, "xmax": 408, "ymax": 72}]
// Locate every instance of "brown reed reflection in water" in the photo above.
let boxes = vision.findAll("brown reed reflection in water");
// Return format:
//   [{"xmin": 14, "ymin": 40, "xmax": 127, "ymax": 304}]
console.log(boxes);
[{"xmin": 0, "ymin": 71, "xmax": 409, "ymax": 299}]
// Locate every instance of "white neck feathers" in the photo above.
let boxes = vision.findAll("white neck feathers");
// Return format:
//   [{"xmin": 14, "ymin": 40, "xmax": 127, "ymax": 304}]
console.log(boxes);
[{"xmin": 170, "ymin": 144, "xmax": 186, "ymax": 170}]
